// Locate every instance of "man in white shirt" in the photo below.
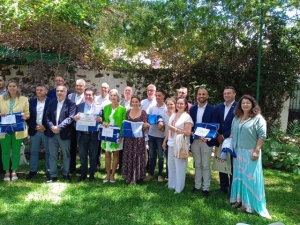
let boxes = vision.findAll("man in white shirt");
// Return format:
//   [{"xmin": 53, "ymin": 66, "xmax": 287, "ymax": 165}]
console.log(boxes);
[
  {"xmin": 144, "ymin": 90, "xmax": 167, "ymax": 182},
  {"xmin": 141, "ymin": 84, "xmax": 157, "ymax": 113},
  {"xmin": 119, "ymin": 86, "xmax": 133, "ymax": 111},
  {"xmin": 95, "ymin": 82, "xmax": 111, "ymax": 168},
  {"xmin": 68, "ymin": 79, "xmax": 86, "ymax": 173}
]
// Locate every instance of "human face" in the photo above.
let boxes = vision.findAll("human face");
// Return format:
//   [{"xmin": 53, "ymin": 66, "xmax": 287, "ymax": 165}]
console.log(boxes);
[
  {"xmin": 36, "ymin": 86, "xmax": 47, "ymax": 98},
  {"xmin": 109, "ymin": 92, "xmax": 118, "ymax": 103},
  {"xmin": 130, "ymin": 97, "xmax": 140, "ymax": 109},
  {"xmin": 178, "ymin": 89, "xmax": 187, "ymax": 98},
  {"xmin": 76, "ymin": 82, "xmax": 85, "ymax": 95},
  {"xmin": 155, "ymin": 91, "xmax": 165, "ymax": 104},
  {"xmin": 54, "ymin": 76, "xmax": 65, "ymax": 87},
  {"xmin": 56, "ymin": 86, "xmax": 67, "ymax": 101},
  {"xmin": 124, "ymin": 87, "xmax": 132, "ymax": 99},
  {"xmin": 0, "ymin": 77, "xmax": 5, "ymax": 90},
  {"xmin": 176, "ymin": 99, "xmax": 186, "ymax": 112},
  {"xmin": 8, "ymin": 82, "xmax": 18, "ymax": 96},
  {"xmin": 101, "ymin": 84, "xmax": 109, "ymax": 97},
  {"xmin": 223, "ymin": 88, "xmax": 236, "ymax": 104},
  {"xmin": 196, "ymin": 89, "xmax": 209, "ymax": 105},
  {"xmin": 166, "ymin": 100, "xmax": 175, "ymax": 113},
  {"xmin": 241, "ymin": 98, "xmax": 252, "ymax": 114},
  {"xmin": 84, "ymin": 90, "xmax": 94, "ymax": 103},
  {"xmin": 147, "ymin": 86, "xmax": 156, "ymax": 100}
]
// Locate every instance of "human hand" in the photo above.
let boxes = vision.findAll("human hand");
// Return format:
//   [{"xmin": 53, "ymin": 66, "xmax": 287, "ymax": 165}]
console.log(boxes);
[
  {"xmin": 51, "ymin": 126, "xmax": 60, "ymax": 134},
  {"xmin": 95, "ymin": 116, "xmax": 102, "ymax": 122},
  {"xmin": 252, "ymin": 150, "xmax": 260, "ymax": 161},
  {"xmin": 74, "ymin": 113, "xmax": 81, "ymax": 121},
  {"xmin": 217, "ymin": 135, "xmax": 224, "ymax": 145}
]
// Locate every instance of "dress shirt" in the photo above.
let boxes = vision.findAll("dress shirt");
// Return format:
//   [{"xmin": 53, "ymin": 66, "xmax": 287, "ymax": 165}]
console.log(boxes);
[
  {"xmin": 141, "ymin": 98, "xmax": 157, "ymax": 113},
  {"xmin": 56, "ymin": 99, "xmax": 65, "ymax": 125},
  {"xmin": 224, "ymin": 101, "xmax": 235, "ymax": 120},
  {"xmin": 95, "ymin": 94, "xmax": 111, "ymax": 109},
  {"xmin": 36, "ymin": 99, "xmax": 46, "ymax": 124},
  {"xmin": 75, "ymin": 93, "xmax": 84, "ymax": 105},
  {"xmin": 196, "ymin": 103, "xmax": 207, "ymax": 123},
  {"xmin": 0, "ymin": 88, "xmax": 6, "ymax": 95}
]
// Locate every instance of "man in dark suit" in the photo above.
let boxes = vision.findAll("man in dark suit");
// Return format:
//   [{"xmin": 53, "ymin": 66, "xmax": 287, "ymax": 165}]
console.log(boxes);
[
  {"xmin": 74, "ymin": 88, "xmax": 102, "ymax": 182},
  {"xmin": 47, "ymin": 76, "xmax": 70, "ymax": 99},
  {"xmin": 214, "ymin": 86, "xmax": 237, "ymax": 194},
  {"xmin": 190, "ymin": 87, "xmax": 216, "ymax": 198},
  {"xmin": 68, "ymin": 79, "xmax": 86, "ymax": 173},
  {"xmin": 26, "ymin": 84, "xmax": 51, "ymax": 179},
  {"xmin": 45, "ymin": 85, "xmax": 76, "ymax": 182}
]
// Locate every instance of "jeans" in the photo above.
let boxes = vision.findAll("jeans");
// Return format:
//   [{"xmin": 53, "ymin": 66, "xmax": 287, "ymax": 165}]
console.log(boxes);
[
  {"xmin": 78, "ymin": 133, "xmax": 99, "ymax": 175},
  {"xmin": 29, "ymin": 132, "xmax": 50, "ymax": 172},
  {"xmin": 148, "ymin": 135, "xmax": 164, "ymax": 176},
  {"xmin": 48, "ymin": 134, "xmax": 70, "ymax": 177}
]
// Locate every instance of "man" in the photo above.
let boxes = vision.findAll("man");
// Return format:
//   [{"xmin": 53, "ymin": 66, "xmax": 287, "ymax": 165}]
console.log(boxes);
[
  {"xmin": 190, "ymin": 88, "xmax": 216, "ymax": 197},
  {"xmin": 74, "ymin": 88, "xmax": 102, "ymax": 182},
  {"xmin": 45, "ymin": 85, "xmax": 76, "ymax": 182},
  {"xmin": 95, "ymin": 82, "xmax": 111, "ymax": 168},
  {"xmin": 177, "ymin": 87, "xmax": 192, "ymax": 110},
  {"xmin": 119, "ymin": 86, "xmax": 133, "ymax": 110},
  {"xmin": 141, "ymin": 84, "xmax": 157, "ymax": 113},
  {"xmin": 144, "ymin": 90, "xmax": 167, "ymax": 182},
  {"xmin": 47, "ymin": 76, "xmax": 70, "ymax": 99},
  {"xmin": 214, "ymin": 86, "xmax": 237, "ymax": 194},
  {"xmin": 0, "ymin": 75, "xmax": 6, "ymax": 173},
  {"xmin": 26, "ymin": 84, "xmax": 51, "ymax": 179},
  {"xmin": 68, "ymin": 79, "xmax": 86, "ymax": 173}
]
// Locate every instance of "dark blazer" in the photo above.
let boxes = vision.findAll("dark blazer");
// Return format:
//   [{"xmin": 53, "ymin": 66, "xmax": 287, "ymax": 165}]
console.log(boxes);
[
  {"xmin": 75, "ymin": 102, "xmax": 99, "ymax": 141},
  {"xmin": 27, "ymin": 97, "xmax": 51, "ymax": 136},
  {"xmin": 190, "ymin": 103, "xmax": 217, "ymax": 147},
  {"xmin": 215, "ymin": 101, "xmax": 237, "ymax": 146},
  {"xmin": 68, "ymin": 93, "xmax": 85, "ymax": 104},
  {"xmin": 47, "ymin": 88, "xmax": 71, "ymax": 99},
  {"xmin": 45, "ymin": 98, "xmax": 76, "ymax": 139}
]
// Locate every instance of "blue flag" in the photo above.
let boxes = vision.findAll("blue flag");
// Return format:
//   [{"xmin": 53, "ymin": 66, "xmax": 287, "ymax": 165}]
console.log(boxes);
[
  {"xmin": 148, "ymin": 114, "xmax": 163, "ymax": 125},
  {"xmin": 122, "ymin": 120, "xmax": 144, "ymax": 138}
]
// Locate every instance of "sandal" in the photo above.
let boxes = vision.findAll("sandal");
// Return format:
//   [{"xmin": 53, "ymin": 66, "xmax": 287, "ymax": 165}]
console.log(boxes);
[
  {"xmin": 4, "ymin": 173, "xmax": 10, "ymax": 182},
  {"xmin": 11, "ymin": 172, "xmax": 18, "ymax": 181},
  {"xmin": 232, "ymin": 202, "xmax": 242, "ymax": 208}
]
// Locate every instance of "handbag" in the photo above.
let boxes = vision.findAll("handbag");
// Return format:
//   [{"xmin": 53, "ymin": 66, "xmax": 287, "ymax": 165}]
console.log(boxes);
[{"xmin": 176, "ymin": 134, "xmax": 189, "ymax": 159}]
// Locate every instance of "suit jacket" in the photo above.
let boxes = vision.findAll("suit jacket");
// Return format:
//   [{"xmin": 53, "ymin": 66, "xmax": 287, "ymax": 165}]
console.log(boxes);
[
  {"xmin": 189, "ymin": 103, "xmax": 217, "ymax": 147},
  {"xmin": 47, "ymin": 88, "xmax": 71, "ymax": 99},
  {"xmin": 215, "ymin": 101, "xmax": 237, "ymax": 146},
  {"xmin": 27, "ymin": 97, "xmax": 51, "ymax": 136},
  {"xmin": 0, "ymin": 95, "xmax": 30, "ymax": 139},
  {"xmin": 75, "ymin": 102, "xmax": 100, "ymax": 141},
  {"xmin": 45, "ymin": 98, "xmax": 76, "ymax": 139},
  {"xmin": 68, "ymin": 93, "xmax": 85, "ymax": 105}
]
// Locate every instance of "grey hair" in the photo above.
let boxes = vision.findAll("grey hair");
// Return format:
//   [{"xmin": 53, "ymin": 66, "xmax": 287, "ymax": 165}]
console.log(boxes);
[
  {"xmin": 76, "ymin": 79, "xmax": 86, "ymax": 86},
  {"xmin": 109, "ymin": 89, "xmax": 120, "ymax": 101}
]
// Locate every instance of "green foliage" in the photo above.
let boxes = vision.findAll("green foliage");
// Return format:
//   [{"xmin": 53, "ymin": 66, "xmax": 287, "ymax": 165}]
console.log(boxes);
[{"xmin": 262, "ymin": 120, "xmax": 300, "ymax": 174}]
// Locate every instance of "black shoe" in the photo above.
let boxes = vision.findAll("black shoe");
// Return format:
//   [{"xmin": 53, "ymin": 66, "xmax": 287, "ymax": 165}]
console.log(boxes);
[
  {"xmin": 89, "ymin": 174, "xmax": 95, "ymax": 181},
  {"xmin": 46, "ymin": 171, "xmax": 51, "ymax": 179},
  {"xmin": 215, "ymin": 188, "xmax": 228, "ymax": 194},
  {"xmin": 26, "ymin": 171, "xmax": 37, "ymax": 180},
  {"xmin": 77, "ymin": 174, "xmax": 87, "ymax": 182},
  {"xmin": 63, "ymin": 175, "xmax": 71, "ymax": 182},
  {"xmin": 203, "ymin": 190, "xmax": 209, "ymax": 198},
  {"xmin": 191, "ymin": 187, "xmax": 200, "ymax": 193},
  {"xmin": 46, "ymin": 177, "xmax": 58, "ymax": 183}
]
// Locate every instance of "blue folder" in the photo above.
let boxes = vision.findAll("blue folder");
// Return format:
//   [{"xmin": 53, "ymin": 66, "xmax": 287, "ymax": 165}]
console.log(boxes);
[
  {"xmin": 0, "ymin": 112, "xmax": 26, "ymax": 135},
  {"xmin": 148, "ymin": 114, "xmax": 163, "ymax": 125},
  {"xmin": 98, "ymin": 125, "xmax": 121, "ymax": 143},
  {"xmin": 193, "ymin": 123, "xmax": 219, "ymax": 139}
]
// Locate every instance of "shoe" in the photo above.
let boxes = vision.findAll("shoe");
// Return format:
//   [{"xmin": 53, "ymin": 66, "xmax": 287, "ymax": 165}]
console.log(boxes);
[
  {"xmin": 174, "ymin": 191, "xmax": 179, "ymax": 194},
  {"xmin": 215, "ymin": 188, "xmax": 228, "ymax": 194},
  {"xmin": 46, "ymin": 171, "xmax": 51, "ymax": 179},
  {"xmin": 237, "ymin": 205, "xmax": 246, "ymax": 212},
  {"xmin": 46, "ymin": 177, "xmax": 58, "ymax": 183},
  {"xmin": 89, "ymin": 174, "xmax": 95, "ymax": 181},
  {"xmin": 109, "ymin": 179, "xmax": 116, "ymax": 183},
  {"xmin": 77, "ymin": 174, "xmax": 87, "ymax": 182},
  {"xmin": 26, "ymin": 171, "xmax": 37, "ymax": 180},
  {"xmin": 63, "ymin": 175, "xmax": 71, "ymax": 182},
  {"xmin": 157, "ymin": 176, "xmax": 163, "ymax": 182},
  {"xmin": 232, "ymin": 202, "xmax": 242, "ymax": 208},
  {"xmin": 103, "ymin": 176, "xmax": 110, "ymax": 183},
  {"xmin": 144, "ymin": 175, "xmax": 154, "ymax": 182},
  {"xmin": 3, "ymin": 173, "xmax": 10, "ymax": 182},
  {"xmin": 191, "ymin": 187, "xmax": 200, "ymax": 193},
  {"xmin": 203, "ymin": 190, "xmax": 209, "ymax": 198},
  {"xmin": 11, "ymin": 172, "xmax": 18, "ymax": 181}
]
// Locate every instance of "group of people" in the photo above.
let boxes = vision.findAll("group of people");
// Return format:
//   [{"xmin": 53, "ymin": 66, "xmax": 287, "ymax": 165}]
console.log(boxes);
[{"xmin": 0, "ymin": 75, "xmax": 271, "ymax": 219}]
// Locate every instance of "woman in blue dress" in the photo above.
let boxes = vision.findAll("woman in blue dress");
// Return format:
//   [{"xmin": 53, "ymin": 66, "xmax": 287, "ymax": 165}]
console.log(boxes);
[{"xmin": 230, "ymin": 95, "xmax": 271, "ymax": 219}]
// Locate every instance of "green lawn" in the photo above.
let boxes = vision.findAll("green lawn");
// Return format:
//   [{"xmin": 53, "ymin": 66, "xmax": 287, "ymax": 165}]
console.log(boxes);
[{"xmin": 0, "ymin": 157, "xmax": 299, "ymax": 225}]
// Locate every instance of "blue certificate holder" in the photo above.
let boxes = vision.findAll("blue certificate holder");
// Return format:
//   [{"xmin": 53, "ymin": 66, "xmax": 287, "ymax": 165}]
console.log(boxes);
[
  {"xmin": 0, "ymin": 112, "xmax": 26, "ymax": 135},
  {"xmin": 193, "ymin": 123, "xmax": 219, "ymax": 140},
  {"xmin": 98, "ymin": 125, "xmax": 121, "ymax": 143},
  {"xmin": 148, "ymin": 114, "xmax": 163, "ymax": 125},
  {"xmin": 122, "ymin": 120, "xmax": 144, "ymax": 138}
]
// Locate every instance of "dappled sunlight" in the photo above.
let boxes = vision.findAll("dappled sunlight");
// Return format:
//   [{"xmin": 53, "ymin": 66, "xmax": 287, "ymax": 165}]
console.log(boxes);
[{"xmin": 25, "ymin": 183, "xmax": 68, "ymax": 204}]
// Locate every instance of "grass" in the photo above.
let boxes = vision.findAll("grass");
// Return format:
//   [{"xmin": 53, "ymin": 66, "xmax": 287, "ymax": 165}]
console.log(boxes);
[{"xmin": 0, "ymin": 156, "xmax": 299, "ymax": 225}]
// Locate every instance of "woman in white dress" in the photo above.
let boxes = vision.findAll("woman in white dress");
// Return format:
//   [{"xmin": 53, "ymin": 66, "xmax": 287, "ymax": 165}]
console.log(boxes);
[{"xmin": 166, "ymin": 97, "xmax": 193, "ymax": 193}]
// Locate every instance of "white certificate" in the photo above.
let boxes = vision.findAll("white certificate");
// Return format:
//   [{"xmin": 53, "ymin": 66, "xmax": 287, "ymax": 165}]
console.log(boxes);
[
  {"xmin": 1, "ymin": 115, "xmax": 16, "ymax": 125},
  {"xmin": 77, "ymin": 113, "xmax": 96, "ymax": 126},
  {"xmin": 194, "ymin": 127, "xmax": 210, "ymax": 137},
  {"xmin": 102, "ymin": 127, "xmax": 114, "ymax": 137}
]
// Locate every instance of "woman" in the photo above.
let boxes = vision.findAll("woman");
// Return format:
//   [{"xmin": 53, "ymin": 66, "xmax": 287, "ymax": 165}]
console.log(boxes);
[
  {"xmin": 230, "ymin": 95, "xmax": 271, "ymax": 219},
  {"xmin": 166, "ymin": 97, "xmax": 193, "ymax": 193},
  {"xmin": 102, "ymin": 89, "xmax": 126, "ymax": 183},
  {"xmin": 162, "ymin": 97, "xmax": 176, "ymax": 179},
  {"xmin": 0, "ymin": 80, "xmax": 30, "ymax": 181},
  {"xmin": 122, "ymin": 96, "xmax": 148, "ymax": 184}
]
